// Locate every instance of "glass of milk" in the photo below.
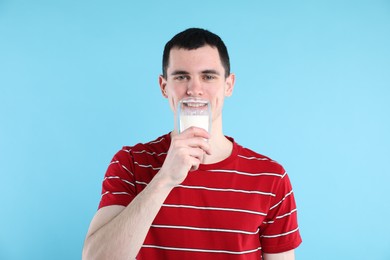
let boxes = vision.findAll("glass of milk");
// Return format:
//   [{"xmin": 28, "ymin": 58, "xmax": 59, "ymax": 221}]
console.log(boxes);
[{"xmin": 177, "ymin": 97, "xmax": 211, "ymax": 134}]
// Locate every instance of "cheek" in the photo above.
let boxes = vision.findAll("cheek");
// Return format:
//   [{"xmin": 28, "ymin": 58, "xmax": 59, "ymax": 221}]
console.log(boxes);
[
  {"xmin": 166, "ymin": 86, "xmax": 188, "ymax": 112},
  {"xmin": 168, "ymin": 97, "xmax": 177, "ymax": 113},
  {"xmin": 168, "ymin": 95, "xmax": 182, "ymax": 114},
  {"xmin": 212, "ymin": 89, "xmax": 228, "ymax": 113}
]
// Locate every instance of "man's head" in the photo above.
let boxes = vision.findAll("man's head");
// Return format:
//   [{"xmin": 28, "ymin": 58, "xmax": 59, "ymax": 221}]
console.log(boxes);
[
  {"xmin": 159, "ymin": 28, "xmax": 235, "ymax": 133},
  {"xmin": 162, "ymin": 28, "xmax": 230, "ymax": 79}
]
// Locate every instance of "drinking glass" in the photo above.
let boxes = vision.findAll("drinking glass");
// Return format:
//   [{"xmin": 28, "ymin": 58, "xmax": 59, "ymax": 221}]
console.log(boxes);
[{"xmin": 177, "ymin": 97, "xmax": 211, "ymax": 133}]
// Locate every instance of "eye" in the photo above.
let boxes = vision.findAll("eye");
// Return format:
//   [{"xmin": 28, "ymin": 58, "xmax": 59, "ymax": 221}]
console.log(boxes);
[
  {"xmin": 203, "ymin": 74, "xmax": 217, "ymax": 81},
  {"xmin": 174, "ymin": 75, "xmax": 190, "ymax": 81}
]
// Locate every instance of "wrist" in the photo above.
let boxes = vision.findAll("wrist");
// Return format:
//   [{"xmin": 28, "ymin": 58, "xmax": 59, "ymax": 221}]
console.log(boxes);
[{"xmin": 150, "ymin": 170, "xmax": 177, "ymax": 194}]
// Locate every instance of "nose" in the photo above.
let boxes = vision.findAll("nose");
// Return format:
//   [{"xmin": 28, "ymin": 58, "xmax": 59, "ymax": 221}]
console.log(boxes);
[{"xmin": 186, "ymin": 78, "xmax": 203, "ymax": 97}]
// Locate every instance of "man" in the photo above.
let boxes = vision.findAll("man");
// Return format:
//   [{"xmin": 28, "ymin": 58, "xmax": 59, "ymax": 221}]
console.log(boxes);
[{"xmin": 83, "ymin": 28, "xmax": 302, "ymax": 259}]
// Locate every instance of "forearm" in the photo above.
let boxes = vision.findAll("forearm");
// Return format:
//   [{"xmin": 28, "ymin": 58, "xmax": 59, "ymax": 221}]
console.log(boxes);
[
  {"xmin": 263, "ymin": 250, "xmax": 295, "ymax": 260},
  {"xmin": 83, "ymin": 173, "xmax": 173, "ymax": 260}
]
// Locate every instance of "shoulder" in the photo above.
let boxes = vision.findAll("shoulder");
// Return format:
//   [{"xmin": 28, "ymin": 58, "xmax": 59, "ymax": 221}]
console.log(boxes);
[
  {"xmin": 233, "ymin": 140, "xmax": 286, "ymax": 176},
  {"xmin": 131, "ymin": 133, "xmax": 170, "ymax": 155},
  {"xmin": 119, "ymin": 133, "xmax": 171, "ymax": 155},
  {"xmin": 111, "ymin": 133, "xmax": 170, "ymax": 166}
]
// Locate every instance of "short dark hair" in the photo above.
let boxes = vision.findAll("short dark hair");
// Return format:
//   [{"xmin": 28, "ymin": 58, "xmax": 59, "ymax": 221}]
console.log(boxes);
[{"xmin": 162, "ymin": 28, "xmax": 230, "ymax": 78}]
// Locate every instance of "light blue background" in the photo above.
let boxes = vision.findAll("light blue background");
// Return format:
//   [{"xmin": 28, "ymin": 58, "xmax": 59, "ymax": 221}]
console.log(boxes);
[{"xmin": 1, "ymin": 0, "xmax": 389, "ymax": 259}]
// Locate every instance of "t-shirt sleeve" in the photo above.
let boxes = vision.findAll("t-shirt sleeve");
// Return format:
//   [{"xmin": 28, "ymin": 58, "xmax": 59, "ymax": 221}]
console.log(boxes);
[
  {"xmin": 98, "ymin": 148, "xmax": 137, "ymax": 209},
  {"xmin": 260, "ymin": 172, "xmax": 302, "ymax": 253}
]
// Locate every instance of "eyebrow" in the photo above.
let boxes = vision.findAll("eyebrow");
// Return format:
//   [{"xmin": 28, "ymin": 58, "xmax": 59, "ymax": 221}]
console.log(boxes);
[
  {"xmin": 201, "ymin": 69, "xmax": 220, "ymax": 75},
  {"xmin": 170, "ymin": 69, "xmax": 221, "ymax": 76},
  {"xmin": 170, "ymin": 70, "xmax": 190, "ymax": 76}
]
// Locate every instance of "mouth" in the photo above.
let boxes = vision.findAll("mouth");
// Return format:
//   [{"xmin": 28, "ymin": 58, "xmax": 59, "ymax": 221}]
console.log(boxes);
[
  {"xmin": 181, "ymin": 98, "xmax": 209, "ymax": 108},
  {"xmin": 184, "ymin": 102, "xmax": 207, "ymax": 108},
  {"xmin": 179, "ymin": 98, "xmax": 210, "ymax": 115}
]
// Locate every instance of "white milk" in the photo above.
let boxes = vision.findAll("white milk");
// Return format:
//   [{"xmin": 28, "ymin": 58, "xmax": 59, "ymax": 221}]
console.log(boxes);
[{"xmin": 179, "ymin": 115, "xmax": 209, "ymax": 133}]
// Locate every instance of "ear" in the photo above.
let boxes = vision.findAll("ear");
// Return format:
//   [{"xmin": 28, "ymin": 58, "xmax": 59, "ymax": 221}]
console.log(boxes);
[
  {"xmin": 224, "ymin": 73, "xmax": 235, "ymax": 97},
  {"xmin": 159, "ymin": 75, "xmax": 168, "ymax": 98}
]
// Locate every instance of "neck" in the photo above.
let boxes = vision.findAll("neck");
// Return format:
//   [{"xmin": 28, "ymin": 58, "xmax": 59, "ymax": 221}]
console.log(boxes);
[{"xmin": 203, "ymin": 133, "xmax": 233, "ymax": 164}]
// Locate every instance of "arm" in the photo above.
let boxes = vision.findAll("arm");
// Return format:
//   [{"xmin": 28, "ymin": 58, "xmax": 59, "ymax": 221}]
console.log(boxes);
[
  {"xmin": 263, "ymin": 250, "xmax": 295, "ymax": 260},
  {"xmin": 82, "ymin": 173, "xmax": 174, "ymax": 260},
  {"xmin": 82, "ymin": 128, "xmax": 211, "ymax": 260}
]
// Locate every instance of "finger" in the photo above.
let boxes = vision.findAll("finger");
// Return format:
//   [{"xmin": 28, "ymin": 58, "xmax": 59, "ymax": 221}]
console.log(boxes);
[
  {"xmin": 188, "ymin": 147, "xmax": 206, "ymax": 161},
  {"xmin": 181, "ymin": 126, "xmax": 210, "ymax": 140},
  {"xmin": 172, "ymin": 134, "xmax": 211, "ymax": 156},
  {"xmin": 188, "ymin": 156, "xmax": 201, "ymax": 172},
  {"xmin": 186, "ymin": 138, "xmax": 211, "ymax": 155},
  {"xmin": 190, "ymin": 165, "xmax": 199, "ymax": 172}
]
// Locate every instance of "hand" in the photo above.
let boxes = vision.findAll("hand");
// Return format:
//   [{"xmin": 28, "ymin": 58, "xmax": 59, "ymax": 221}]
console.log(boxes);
[{"xmin": 158, "ymin": 127, "xmax": 211, "ymax": 187}]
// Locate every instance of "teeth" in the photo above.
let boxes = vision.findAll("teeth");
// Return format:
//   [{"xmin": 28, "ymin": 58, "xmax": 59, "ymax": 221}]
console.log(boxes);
[{"xmin": 186, "ymin": 103, "xmax": 206, "ymax": 108}]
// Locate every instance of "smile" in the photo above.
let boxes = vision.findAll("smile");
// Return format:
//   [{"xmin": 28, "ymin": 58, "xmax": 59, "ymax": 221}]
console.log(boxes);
[{"xmin": 185, "ymin": 102, "xmax": 207, "ymax": 108}]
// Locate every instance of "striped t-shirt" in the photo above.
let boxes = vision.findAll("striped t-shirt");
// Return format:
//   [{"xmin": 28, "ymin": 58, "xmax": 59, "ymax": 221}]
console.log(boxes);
[{"xmin": 99, "ymin": 133, "xmax": 302, "ymax": 259}]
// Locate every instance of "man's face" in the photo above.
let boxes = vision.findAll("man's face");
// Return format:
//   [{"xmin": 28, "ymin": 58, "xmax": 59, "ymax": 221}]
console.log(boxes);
[{"xmin": 159, "ymin": 45, "xmax": 235, "ymax": 127}]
